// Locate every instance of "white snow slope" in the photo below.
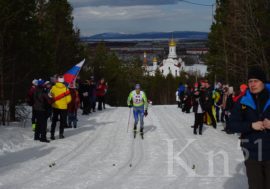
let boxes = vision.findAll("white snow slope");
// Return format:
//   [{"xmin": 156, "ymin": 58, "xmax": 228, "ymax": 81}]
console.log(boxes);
[{"xmin": 0, "ymin": 105, "xmax": 248, "ymax": 189}]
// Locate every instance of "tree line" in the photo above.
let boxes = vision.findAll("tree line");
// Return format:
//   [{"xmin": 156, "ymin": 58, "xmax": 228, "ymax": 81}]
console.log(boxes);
[
  {"xmin": 207, "ymin": 0, "xmax": 270, "ymax": 86},
  {"xmin": 0, "ymin": 0, "xmax": 197, "ymax": 122},
  {"xmin": 0, "ymin": 0, "xmax": 85, "ymax": 121}
]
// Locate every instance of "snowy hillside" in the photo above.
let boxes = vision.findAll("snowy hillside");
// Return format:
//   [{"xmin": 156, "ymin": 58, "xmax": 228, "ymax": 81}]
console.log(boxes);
[{"xmin": 0, "ymin": 105, "xmax": 248, "ymax": 189}]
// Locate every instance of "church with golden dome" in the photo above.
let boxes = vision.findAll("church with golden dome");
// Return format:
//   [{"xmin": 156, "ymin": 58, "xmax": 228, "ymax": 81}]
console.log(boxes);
[{"xmin": 146, "ymin": 37, "xmax": 185, "ymax": 77}]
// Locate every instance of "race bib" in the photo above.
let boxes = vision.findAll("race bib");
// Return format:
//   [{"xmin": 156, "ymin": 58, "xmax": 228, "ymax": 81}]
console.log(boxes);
[{"xmin": 134, "ymin": 94, "xmax": 142, "ymax": 104}]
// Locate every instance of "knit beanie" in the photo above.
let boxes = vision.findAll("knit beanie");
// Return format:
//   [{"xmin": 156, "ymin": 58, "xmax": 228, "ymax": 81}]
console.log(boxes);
[{"xmin": 248, "ymin": 66, "xmax": 266, "ymax": 83}]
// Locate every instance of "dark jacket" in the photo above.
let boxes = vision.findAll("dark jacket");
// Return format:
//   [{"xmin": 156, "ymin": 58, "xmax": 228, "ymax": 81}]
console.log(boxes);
[
  {"xmin": 225, "ymin": 94, "xmax": 234, "ymax": 111},
  {"xmin": 228, "ymin": 84, "xmax": 270, "ymax": 161},
  {"xmin": 33, "ymin": 86, "xmax": 51, "ymax": 112},
  {"xmin": 192, "ymin": 91, "xmax": 206, "ymax": 113},
  {"xmin": 203, "ymin": 86, "xmax": 214, "ymax": 110},
  {"xmin": 89, "ymin": 82, "xmax": 96, "ymax": 98}
]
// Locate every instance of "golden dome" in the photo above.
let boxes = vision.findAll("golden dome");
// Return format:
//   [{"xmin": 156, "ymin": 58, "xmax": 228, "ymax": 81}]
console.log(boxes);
[{"xmin": 169, "ymin": 38, "xmax": 176, "ymax": 47}]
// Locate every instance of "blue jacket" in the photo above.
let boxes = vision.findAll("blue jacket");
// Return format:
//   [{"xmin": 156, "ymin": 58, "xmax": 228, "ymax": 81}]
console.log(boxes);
[
  {"xmin": 228, "ymin": 84, "xmax": 270, "ymax": 161},
  {"xmin": 178, "ymin": 85, "xmax": 185, "ymax": 95}
]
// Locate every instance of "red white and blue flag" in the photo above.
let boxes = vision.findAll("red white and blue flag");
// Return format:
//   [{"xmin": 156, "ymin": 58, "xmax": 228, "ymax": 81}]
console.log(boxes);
[{"xmin": 64, "ymin": 59, "xmax": 85, "ymax": 84}]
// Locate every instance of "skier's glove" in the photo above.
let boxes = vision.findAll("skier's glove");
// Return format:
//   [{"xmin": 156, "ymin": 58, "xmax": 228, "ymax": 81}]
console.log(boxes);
[
  {"xmin": 144, "ymin": 110, "xmax": 148, "ymax": 117},
  {"xmin": 128, "ymin": 105, "xmax": 132, "ymax": 108}
]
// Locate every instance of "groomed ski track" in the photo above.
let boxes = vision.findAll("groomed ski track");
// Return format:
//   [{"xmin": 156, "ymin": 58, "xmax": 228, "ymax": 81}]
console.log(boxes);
[{"xmin": 0, "ymin": 105, "xmax": 248, "ymax": 189}]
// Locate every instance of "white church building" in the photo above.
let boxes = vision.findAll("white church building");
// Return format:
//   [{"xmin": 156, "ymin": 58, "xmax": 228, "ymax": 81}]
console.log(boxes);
[
  {"xmin": 146, "ymin": 38, "xmax": 185, "ymax": 77},
  {"xmin": 145, "ymin": 38, "xmax": 207, "ymax": 77}
]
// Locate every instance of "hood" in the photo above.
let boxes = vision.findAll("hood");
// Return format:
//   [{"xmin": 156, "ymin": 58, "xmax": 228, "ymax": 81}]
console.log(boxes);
[{"xmin": 55, "ymin": 82, "xmax": 66, "ymax": 89}]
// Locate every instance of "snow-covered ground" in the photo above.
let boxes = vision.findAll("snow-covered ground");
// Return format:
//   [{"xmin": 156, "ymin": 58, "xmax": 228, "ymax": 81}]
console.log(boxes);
[{"xmin": 0, "ymin": 105, "xmax": 248, "ymax": 189}]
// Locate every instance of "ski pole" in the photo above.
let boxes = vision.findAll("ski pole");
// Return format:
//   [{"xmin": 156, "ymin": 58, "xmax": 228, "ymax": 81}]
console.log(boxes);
[{"xmin": 127, "ymin": 107, "xmax": 132, "ymax": 133}]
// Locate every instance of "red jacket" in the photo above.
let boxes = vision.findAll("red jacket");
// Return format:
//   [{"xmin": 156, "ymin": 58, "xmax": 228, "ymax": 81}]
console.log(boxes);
[
  {"xmin": 233, "ymin": 91, "xmax": 246, "ymax": 102},
  {"xmin": 96, "ymin": 83, "xmax": 107, "ymax": 97},
  {"xmin": 68, "ymin": 89, "xmax": 80, "ymax": 113}
]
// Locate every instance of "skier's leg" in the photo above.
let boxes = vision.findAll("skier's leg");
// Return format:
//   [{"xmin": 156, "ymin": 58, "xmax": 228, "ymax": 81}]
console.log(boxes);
[{"xmin": 133, "ymin": 108, "xmax": 139, "ymax": 130}]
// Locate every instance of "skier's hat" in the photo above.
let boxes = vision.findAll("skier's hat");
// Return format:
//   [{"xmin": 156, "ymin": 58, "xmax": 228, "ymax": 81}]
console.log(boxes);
[{"xmin": 135, "ymin": 84, "xmax": 140, "ymax": 90}]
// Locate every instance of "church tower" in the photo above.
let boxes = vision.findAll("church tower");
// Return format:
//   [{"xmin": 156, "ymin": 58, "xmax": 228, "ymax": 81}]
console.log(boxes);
[
  {"xmin": 153, "ymin": 57, "xmax": 158, "ymax": 71},
  {"xmin": 168, "ymin": 37, "xmax": 177, "ymax": 59}
]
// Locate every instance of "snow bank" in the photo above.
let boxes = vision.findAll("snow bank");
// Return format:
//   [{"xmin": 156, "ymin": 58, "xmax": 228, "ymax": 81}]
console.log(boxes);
[{"xmin": 0, "ymin": 124, "xmax": 32, "ymax": 155}]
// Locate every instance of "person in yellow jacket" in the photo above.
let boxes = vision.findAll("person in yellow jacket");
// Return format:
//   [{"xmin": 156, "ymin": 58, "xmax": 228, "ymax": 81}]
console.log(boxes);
[{"xmin": 49, "ymin": 76, "xmax": 71, "ymax": 140}]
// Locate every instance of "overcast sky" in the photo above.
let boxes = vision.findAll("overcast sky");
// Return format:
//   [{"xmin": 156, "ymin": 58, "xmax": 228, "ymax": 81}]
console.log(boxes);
[{"xmin": 68, "ymin": 0, "xmax": 215, "ymax": 36}]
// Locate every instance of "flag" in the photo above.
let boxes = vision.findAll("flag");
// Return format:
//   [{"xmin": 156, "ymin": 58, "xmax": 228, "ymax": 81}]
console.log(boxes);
[{"xmin": 64, "ymin": 59, "xmax": 85, "ymax": 84}]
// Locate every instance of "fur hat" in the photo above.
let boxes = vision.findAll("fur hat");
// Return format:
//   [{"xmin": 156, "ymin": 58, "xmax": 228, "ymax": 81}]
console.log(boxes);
[{"xmin": 248, "ymin": 66, "xmax": 266, "ymax": 83}]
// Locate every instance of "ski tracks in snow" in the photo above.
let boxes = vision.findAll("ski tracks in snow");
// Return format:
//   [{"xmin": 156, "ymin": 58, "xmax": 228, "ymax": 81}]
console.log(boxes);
[{"xmin": 0, "ymin": 105, "xmax": 247, "ymax": 189}]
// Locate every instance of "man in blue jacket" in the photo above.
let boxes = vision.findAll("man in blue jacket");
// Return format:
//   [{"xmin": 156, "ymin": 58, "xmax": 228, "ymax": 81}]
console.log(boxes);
[{"xmin": 228, "ymin": 66, "xmax": 270, "ymax": 189}]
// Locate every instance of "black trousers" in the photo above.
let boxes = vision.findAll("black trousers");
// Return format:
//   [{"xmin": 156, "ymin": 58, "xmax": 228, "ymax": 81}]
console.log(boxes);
[
  {"xmin": 34, "ymin": 111, "xmax": 48, "ymax": 140},
  {"xmin": 245, "ymin": 159, "xmax": 270, "ymax": 189},
  {"xmin": 82, "ymin": 97, "xmax": 90, "ymax": 114},
  {"xmin": 51, "ymin": 108, "xmax": 67, "ymax": 136},
  {"xmin": 194, "ymin": 113, "xmax": 204, "ymax": 134},
  {"xmin": 32, "ymin": 108, "xmax": 37, "ymax": 124},
  {"xmin": 97, "ymin": 96, "xmax": 105, "ymax": 110}
]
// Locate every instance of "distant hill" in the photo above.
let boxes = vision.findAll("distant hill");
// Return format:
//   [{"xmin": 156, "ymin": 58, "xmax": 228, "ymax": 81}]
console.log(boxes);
[{"xmin": 82, "ymin": 31, "xmax": 208, "ymax": 41}]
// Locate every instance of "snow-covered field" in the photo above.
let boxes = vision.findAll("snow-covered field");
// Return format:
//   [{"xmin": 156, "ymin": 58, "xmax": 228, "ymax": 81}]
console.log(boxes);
[{"xmin": 0, "ymin": 105, "xmax": 248, "ymax": 189}]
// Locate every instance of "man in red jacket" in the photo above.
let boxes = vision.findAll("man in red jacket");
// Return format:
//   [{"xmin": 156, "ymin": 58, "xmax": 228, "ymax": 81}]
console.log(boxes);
[{"xmin": 96, "ymin": 78, "xmax": 108, "ymax": 111}]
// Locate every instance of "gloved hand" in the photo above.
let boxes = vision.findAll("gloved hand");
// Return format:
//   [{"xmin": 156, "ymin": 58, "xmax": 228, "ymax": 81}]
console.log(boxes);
[
  {"xmin": 128, "ymin": 105, "xmax": 132, "ymax": 108},
  {"xmin": 144, "ymin": 110, "xmax": 148, "ymax": 117}
]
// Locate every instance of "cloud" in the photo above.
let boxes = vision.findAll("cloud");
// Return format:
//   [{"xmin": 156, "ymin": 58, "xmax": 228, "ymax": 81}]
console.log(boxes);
[
  {"xmin": 69, "ymin": 0, "xmax": 180, "ymax": 8},
  {"xmin": 70, "ymin": 1, "xmax": 214, "ymax": 36},
  {"xmin": 74, "ymin": 5, "xmax": 190, "ymax": 21}
]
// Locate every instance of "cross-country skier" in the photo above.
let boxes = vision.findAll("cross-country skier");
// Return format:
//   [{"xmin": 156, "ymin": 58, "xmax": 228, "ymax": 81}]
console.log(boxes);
[{"xmin": 127, "ymin": 84, "xmax": 148, "ymax": 138}]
